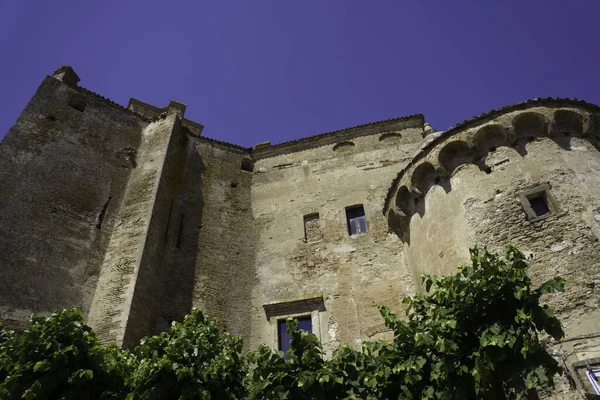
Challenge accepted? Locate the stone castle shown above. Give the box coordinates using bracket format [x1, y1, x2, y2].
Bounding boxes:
[1, 66, 600, 397]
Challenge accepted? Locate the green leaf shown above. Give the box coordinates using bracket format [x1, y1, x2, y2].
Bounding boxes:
[33, 360, 50, 373]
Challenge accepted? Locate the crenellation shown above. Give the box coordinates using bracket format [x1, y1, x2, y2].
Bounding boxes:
[0, 67, 599, 397]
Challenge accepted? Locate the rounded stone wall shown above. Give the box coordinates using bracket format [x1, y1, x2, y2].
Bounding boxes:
[385, 99, 600, 398]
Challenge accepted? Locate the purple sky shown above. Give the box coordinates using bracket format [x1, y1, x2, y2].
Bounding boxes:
[1, 1, 599, 147]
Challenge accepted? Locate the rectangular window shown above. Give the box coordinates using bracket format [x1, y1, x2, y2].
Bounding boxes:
[519, 184, 557, 221]
[346, 205, 368, 236]
[528, 195, 550, 217]
[278, 316, 312, 354]
[303, 213, 321, 242]
[587, 367, 600, 394]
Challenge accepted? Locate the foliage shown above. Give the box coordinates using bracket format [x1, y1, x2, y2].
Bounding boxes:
[0, 245, 567, 399]
[248, 245, 566, 400]
[126, 308, 247, 399]
[0, 309, 127, 399]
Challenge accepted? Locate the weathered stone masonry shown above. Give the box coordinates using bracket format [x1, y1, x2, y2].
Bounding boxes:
[1, 66, 600, 398]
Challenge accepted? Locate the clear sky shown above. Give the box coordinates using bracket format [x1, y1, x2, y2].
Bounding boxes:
[1, 1, 598, 147]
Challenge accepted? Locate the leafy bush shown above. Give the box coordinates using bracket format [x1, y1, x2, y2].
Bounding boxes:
[0, 245, 567, 399]
[0, 309, 126, 399]
[248, 245, 566, 400]
[126, 309, 247, 399]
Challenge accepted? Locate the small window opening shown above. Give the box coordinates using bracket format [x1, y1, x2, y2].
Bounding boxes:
[278, 316, 312, 354]
[346, 205, 368, 236]
[528, 195, 550, 217]
[303, 213, 321, 243]
[519, 184, 556, 221]
[68, 95, 86, 112]
[241, 159, 254, 172]
[489, 146, 497, 152]
[483, 167, 492, 174]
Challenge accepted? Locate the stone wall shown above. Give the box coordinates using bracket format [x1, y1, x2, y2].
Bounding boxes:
[188, 139, 256, 340]
[385, 101, 600, 398]
[88, 114, 180, 347]
[248, 120, 423, 354]
[0, 75, 142, 328]
[2, 68, 600, 398]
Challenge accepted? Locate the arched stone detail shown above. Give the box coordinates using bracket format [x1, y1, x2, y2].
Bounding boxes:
[473, 124, 510, 153]
[554, 109, 584, 136]
[512, 112, 546, 142]
[387, 209, 410, 243]
[437, 141, 473, 174]
[241, 158, 254, 172]
[379, 132, 402, 142]
[584, 113, 600, 135]
[332, 141, 355, 152]
[394, 185, 413, 217]
[411, 162, 438, 196]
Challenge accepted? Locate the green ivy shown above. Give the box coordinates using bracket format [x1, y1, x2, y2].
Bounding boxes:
[0, 245, 567, 399]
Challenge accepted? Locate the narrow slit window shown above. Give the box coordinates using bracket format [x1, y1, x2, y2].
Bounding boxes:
[278, 316, 312, 354]
[303, 213, 321, 242]
[346, 205, 368, 236]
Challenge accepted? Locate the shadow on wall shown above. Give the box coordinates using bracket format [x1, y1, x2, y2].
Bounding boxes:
[155, 132, 206, 333]
[387, 108, 600, 245]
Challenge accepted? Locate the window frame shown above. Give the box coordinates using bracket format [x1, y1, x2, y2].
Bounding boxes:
[262, 294, 323, 351]
[518, 183, 559, 221]
[587, 368, 600, 394]
[346, 204, 368, 236]
[303, 212, 321, 243]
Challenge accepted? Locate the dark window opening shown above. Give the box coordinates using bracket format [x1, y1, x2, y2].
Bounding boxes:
[278, 316, 312, 354]
[241, 159, 254, 172]
[484, 167, 492, 174]
[489, 146, 497, 152]
[303, 213, 321, 242]
[68, 95, 86, 112]
[346, 205, 368, 236]
[529, 195, 550, 217]
[519, 184, 556, 221]
[563, 131, 570, 136]
[527, 136, 535, 142]
[434, 177, 441, 184]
